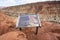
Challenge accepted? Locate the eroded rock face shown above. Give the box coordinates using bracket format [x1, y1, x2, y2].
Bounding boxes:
[0, 31, 27, 40]
[37, 33, 58, 40]
[0, 13, 60, 40]
[0, 13, 16, 35]
[0, 13, 27, 40]
[1, 2, 60, 23]
[37, 21, 60, 40]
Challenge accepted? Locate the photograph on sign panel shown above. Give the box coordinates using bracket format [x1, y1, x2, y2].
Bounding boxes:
[29, 15, 39, 27]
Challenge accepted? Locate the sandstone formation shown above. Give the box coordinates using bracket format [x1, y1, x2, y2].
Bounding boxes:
[0, 1, 60, 40]
[0, 31, 27, 40]
[0, 1, 60, 22]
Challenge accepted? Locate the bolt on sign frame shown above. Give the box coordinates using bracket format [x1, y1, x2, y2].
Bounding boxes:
[16, 13, 41, 35]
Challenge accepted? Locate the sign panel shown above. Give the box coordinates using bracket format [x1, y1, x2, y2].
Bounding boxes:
[16, 14, 41, 27]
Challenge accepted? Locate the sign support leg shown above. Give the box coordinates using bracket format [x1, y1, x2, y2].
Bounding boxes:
[19, 27, 22, 31]
[35, 27, 38, 35]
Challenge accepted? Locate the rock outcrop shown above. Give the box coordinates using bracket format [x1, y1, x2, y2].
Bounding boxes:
[0, 31, 27, 40]
[0, 1, 60, 40]
[0, 1, 60, 23]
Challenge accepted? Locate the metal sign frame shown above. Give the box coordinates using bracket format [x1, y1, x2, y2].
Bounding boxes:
[16, 13, 41, 35]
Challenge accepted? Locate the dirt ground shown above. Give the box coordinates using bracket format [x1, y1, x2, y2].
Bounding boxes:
[0, 13, 60, 40]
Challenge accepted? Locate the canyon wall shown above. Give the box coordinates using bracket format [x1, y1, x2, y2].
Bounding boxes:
[0, 1, 60, 23]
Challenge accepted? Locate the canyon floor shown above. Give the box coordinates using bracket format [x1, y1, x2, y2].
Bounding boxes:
[0, 13, 60, 40]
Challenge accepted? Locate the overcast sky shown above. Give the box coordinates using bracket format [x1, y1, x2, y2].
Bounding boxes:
[0, 0, 59, 7]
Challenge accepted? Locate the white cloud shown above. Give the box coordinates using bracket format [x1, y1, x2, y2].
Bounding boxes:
[15, 0, 41, 4]
[0, 0, 59, 7]
[0, 0, 17, 6]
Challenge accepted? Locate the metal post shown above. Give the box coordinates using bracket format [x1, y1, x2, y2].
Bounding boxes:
[35, 27, 39, 35]
[19, 28, 22, 31]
